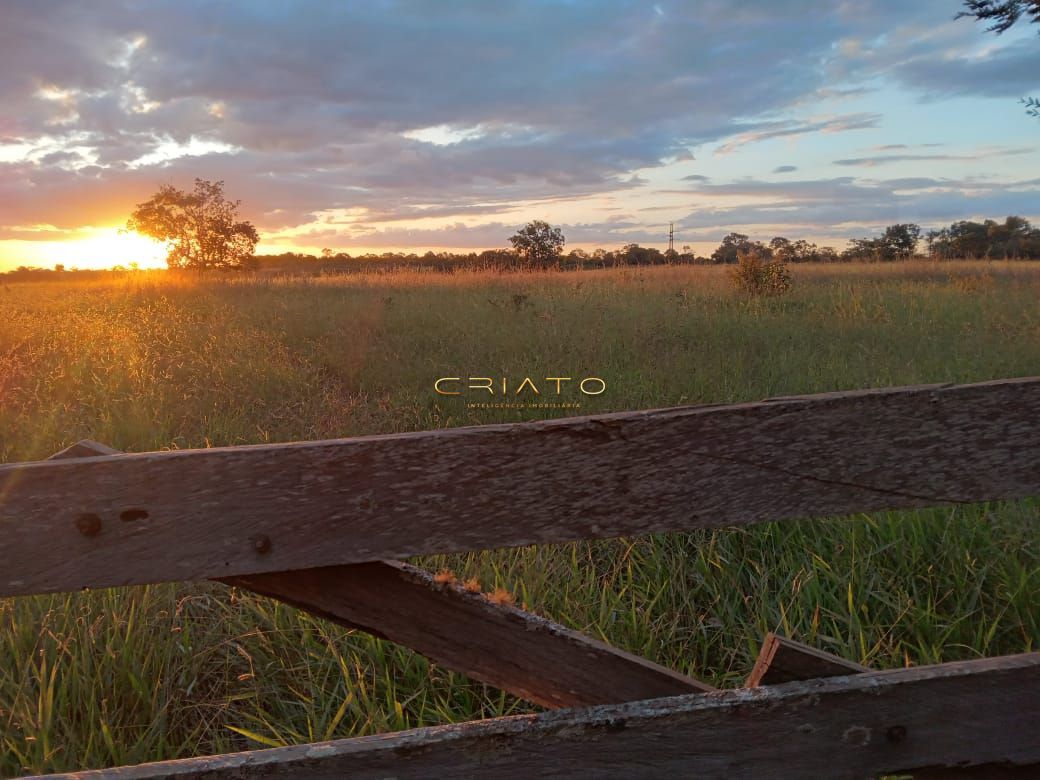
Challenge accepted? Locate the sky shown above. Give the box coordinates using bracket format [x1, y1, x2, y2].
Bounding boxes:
[1, 0, 1038, 270]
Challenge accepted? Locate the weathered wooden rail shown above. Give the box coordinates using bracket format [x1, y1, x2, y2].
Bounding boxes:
[2, 377, 1039, 778]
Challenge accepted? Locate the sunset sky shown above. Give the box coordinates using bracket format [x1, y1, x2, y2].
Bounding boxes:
[1, 0, 1038, 270]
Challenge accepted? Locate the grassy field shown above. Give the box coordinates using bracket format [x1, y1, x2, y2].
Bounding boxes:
[1, 261, 1039, 775]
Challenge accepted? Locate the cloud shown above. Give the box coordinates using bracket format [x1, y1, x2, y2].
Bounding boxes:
[267, 217, 671, 251]
[0, 0, 1038, 258]
[869, 143, 943, 151]
[713, 113, 881, 155]
[893, 37, 1040, 99]
[834, 153, 965, 166]
[676, 174, 1040, 239]
[834, 146, 1034, 167]
[0, 5, 932, 206]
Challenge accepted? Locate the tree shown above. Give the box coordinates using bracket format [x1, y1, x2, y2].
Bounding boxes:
[924, 216, 1040, 259]
[769, 236, 795, 262]
[127, 179, 259, 271]
[842, 237, 885, 261]
[619, 243, 665, 266]
[712, 232, 768, 264]
[882, 223, 921, 258]
[817, 246, 840, 262]
[947, 220, 993, 257]
[508, 220, 565, 267]
[958, 1, 1040, 33]
[771, 237, 823, 262]
[478, 248, 519, 268]
[843, 223, 921, 261]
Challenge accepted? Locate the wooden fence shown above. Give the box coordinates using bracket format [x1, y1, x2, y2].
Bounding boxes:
[1, 377, 1039, 777]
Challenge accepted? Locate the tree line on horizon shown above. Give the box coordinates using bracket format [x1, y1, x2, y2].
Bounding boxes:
[5, 212, 1040, 280]
[4, 177, 1040, 279]
[284, 215, 1040, 270]
[5, 212, 1040, 282]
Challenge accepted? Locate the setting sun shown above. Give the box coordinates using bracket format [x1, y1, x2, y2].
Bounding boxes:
[14, 227, 168, 271]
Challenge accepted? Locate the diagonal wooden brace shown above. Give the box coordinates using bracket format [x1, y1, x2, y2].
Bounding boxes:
[746, 632, 868, 687]
[225, 561, 712, 708]
[50, 440, 712, 709]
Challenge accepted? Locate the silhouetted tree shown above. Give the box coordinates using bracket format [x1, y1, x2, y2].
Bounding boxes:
[712, 232, 769, 263]
[478, 248, 519, 268]
[882, 223, 922, 258]
[127, 179, 259, 271]
[843, 223, 921, 261]
[986, 215, 1032, 257]
[817, 246, 840, 262]
[926, 216, 1040, 259]
[958, 1, 1040, 33]
[842, 237, 885, 261]
[509, 220, 565, 267]
[619, 243, 666, 265]
[769, 237, 795, 262]
[771, 237, 825, 262]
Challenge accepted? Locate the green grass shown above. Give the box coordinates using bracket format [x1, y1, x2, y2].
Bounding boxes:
[1, 261, 1039, 775]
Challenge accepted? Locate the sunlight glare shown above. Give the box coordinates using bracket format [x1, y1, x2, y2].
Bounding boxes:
[45, 227, 168, 270]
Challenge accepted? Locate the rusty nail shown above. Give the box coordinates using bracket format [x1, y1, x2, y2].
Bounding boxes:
[75, 513, 102, 537]
[251, 534, 272, 554]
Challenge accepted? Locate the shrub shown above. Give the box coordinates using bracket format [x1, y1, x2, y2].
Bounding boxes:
[729, 249, 791, 297]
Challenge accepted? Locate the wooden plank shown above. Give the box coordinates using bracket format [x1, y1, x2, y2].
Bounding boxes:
[28, 652, 1040, 779]
[225, 562, 713, 708]
[914, 765, 1040, 778]
[746, 632, 868, 687]
[2, 377, 1039, 597]
[741, 637, 1040, 776]
[51, 443, 712, 709]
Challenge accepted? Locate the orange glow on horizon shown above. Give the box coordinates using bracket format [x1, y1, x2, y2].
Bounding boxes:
[1, 227, 168, 271]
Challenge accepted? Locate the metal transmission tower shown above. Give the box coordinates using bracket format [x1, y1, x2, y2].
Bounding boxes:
[668, 223, 675, 253]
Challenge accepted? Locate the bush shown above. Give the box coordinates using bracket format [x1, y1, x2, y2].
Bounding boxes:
[729, 249, 791, 297]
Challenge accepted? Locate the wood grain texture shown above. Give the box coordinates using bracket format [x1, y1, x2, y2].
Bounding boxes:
[48, 446, 711, 710]
[53, 447, 712, 709]
[225, 561, 713, 708]
[29, 652, 1040, 779]
[740, 636, 1040, 777]
[742, 636, 1040, 777]
[746, 632, 868, 687]
[3, 377, 1039, 597]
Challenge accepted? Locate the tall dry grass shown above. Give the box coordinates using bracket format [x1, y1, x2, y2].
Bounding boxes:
[1, 261, 1039, 774]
